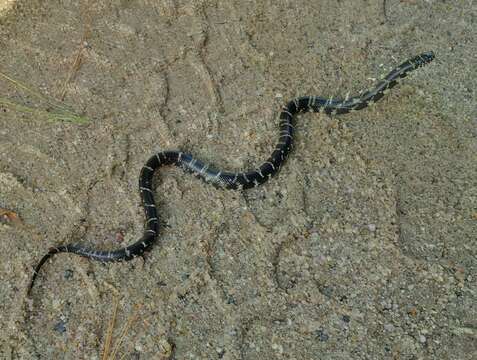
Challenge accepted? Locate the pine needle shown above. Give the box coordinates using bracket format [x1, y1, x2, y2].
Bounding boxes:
[102, 296, 120, 360]
[60, 0, 94, 100]
[0, 72, 90, 124]
[108, 304, 142, 359]
[0, 71, 70, 113]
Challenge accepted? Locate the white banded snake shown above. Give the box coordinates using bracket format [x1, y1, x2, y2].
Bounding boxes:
[28, 51, 435, 294]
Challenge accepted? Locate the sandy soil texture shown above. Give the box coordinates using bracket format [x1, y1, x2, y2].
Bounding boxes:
[0, 0, 475, 359]
[0, 0, 14, 14]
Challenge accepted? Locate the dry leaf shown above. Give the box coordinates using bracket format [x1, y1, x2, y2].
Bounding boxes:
[0, 208, 23, 226]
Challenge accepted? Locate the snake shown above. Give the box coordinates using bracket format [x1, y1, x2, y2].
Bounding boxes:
[28, 51, 435, 294]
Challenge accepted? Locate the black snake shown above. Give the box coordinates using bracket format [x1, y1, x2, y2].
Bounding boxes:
[28, 51, 435, 294]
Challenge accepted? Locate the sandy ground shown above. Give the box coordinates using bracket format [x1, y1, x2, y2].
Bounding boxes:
[0, 0, 14, 14]
[0, 0, 475, 359]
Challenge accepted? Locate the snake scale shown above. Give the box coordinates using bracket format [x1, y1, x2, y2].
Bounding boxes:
[28, 51, 435, 294]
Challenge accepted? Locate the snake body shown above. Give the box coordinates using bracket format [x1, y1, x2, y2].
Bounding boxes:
[28, 51, 435, 293]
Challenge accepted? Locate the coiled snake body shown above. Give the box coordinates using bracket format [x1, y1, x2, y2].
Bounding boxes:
[28, 51, 435, 294]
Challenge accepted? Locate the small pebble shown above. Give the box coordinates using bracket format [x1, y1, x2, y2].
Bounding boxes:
[64, 269, 74, 280]
[115, 230, 125, 243]
[419, 335, 426, 343]
[226, 296, 237, 305]
[381, 300, 393, 310]
[53, 320, 67, 334]
[316, 329, 329, 341]
[181, 273, 190, 280]
[271, 343, 283, 353]
[320, 286, 333, 298]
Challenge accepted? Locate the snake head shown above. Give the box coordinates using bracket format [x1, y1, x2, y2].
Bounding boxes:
[412, 51, 435, 68]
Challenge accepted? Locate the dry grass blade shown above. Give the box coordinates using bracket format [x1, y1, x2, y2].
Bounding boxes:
[0, 71, 69, 113]
[0, 72, 90, 124]
[109, 304, 142, 359]
[60, 0, 94, 100]
[102, 296, 120, 360]
[0, 1, 95, 124]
